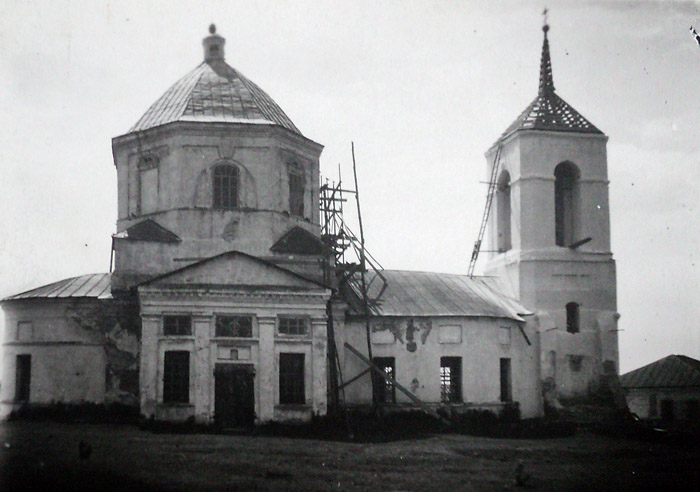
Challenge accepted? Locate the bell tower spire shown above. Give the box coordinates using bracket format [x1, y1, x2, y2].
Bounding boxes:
[539, 9, 555, 96]
[484, 13, 618, 402]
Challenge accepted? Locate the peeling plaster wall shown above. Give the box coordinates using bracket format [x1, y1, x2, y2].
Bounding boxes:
[0, 297, 140, 418]
[340, 315, 543, 418]
[138, 288, 329, 424]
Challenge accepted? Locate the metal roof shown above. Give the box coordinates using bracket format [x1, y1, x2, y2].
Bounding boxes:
[349, 270, 530, 321]
[495, 24, 602, 146]
[129, 60, 301, 136]
[3, 273, 112, 301]
[113, 219, 181, 243]
[620, 355, 700, 389]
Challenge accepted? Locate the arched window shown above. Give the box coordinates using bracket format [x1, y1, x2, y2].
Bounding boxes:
[496, 171, 512, 252]
[288, 163, 305, 217]
[554, 162, 580, 247]
[566, 302, 580, 333]
[213, 164, 239, 210]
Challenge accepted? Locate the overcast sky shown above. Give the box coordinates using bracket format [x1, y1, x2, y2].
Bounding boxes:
[1, 0, 699, 374]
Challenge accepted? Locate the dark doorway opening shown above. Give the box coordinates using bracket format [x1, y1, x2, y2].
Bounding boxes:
[661, 399, 674, 422]
[214, 364, 255, 428]
[500, 358, 512, 402]
[15, 354, 31, 402]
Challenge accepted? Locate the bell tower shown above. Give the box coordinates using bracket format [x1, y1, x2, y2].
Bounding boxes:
[484, 19, 619, 400]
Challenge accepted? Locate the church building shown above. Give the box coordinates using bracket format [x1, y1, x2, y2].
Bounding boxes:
[1, 21, 619, 425]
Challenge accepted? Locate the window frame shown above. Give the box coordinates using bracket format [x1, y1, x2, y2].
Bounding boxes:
[15, 354, 31, 402]
[215, 315, 254, 338]
[277, 316, 308, 336]
[288, 163, 305, 218]
[440, 356, 462, 403]
[163, 350, 190, 404]
[566, 302, 580, 334]
[372, 356, 396, 404]
[163, 315, 192, 337]
[279, 352, 305, 405]
[212, 163, 240, 210]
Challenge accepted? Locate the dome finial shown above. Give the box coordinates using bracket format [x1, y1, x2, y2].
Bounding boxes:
[203, 24, 225, 62]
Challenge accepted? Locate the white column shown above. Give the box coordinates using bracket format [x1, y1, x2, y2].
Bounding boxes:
[311, 316, 328, 416]
[192, 315, 211, 423]
[139, 314, 161, 418]
[257, 315, 276, 422]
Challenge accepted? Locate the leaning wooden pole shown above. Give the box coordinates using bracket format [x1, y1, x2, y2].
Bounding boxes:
[351, 142, 377, 407]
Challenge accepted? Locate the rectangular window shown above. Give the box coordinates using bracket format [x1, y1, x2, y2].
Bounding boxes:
[649, 394, 658, 417]
[372, 357, 396, 404]
[163, 315, 192, 336]
[498, 327, 511, 346]
[140, 167, 159, 214]
[661, 399, 674, 421]
[215, 316, 253, 338]
[289, 171, 305, 217]
[279, 353, 305, 404]
[278, 317, 307, 336]
[440, 357, 462, 403]
[438, 325, 461, 344]
[500, 358, 512, 402]
[15, 355, 31, 401]
[163, 351, 190, 403]
[17, 321, 33, 342]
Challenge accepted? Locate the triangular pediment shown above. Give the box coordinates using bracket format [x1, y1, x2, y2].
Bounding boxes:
[140, 251, 327, 291]
[271, 226, 328, 255]
[115, 219, 180, 243]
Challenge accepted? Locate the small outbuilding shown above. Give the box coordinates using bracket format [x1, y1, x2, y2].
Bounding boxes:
[620, 354, 700, 426]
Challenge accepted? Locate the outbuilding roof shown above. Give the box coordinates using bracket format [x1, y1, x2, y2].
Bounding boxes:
[347, 270, 531, 321]
[128, 27, 301, 137]
[620, 355, 700, 389]
[3, 273, 112, 301]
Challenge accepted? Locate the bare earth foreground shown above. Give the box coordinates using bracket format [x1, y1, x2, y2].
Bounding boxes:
[0, 421, 698, 491]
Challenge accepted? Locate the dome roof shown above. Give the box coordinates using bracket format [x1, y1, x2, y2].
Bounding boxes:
[129, 26, 301, 136]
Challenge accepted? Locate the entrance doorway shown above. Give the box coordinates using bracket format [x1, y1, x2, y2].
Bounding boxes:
[214, 364, 255, 427]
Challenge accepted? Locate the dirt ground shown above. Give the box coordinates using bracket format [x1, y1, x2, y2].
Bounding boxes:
[0, 421, 698, 491]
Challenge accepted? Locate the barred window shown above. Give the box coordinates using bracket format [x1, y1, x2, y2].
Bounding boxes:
[440, 357, 462, 403]
[216, 316, 253, 338]
[163, 351, 189, 403]
[213, 164, 239, 210]
[163, 315, 192, 336]
[279, 353, 305, 404]
[278, 317, 307, 336]
[289, 166, 304, 217]
[372, 357, 396, 404]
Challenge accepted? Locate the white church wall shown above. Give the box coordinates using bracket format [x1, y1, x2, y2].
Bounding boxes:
[138, 288, 328, 424]
[111, 123, 323, 285]
[341, 315, 543, 419]
[0, 300, 108, 418]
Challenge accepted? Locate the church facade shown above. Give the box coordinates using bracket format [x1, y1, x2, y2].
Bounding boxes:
[0, 22, 618, 424]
